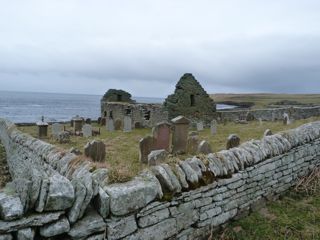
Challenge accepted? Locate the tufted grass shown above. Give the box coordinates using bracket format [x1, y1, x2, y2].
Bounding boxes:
[214, 169, 320, 240]
[17, 116, 320, 183]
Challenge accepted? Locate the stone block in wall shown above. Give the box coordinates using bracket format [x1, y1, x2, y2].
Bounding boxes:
[68, 180, 86, 224]
[0, 211, 63, 234]
[0, 234, 12, 240]
[39, 217, 70, 238]
[0, 187, 23, 221]
[92, 187, 110, 219]
[68, 208, 106, 240]
[16, 228, 35, 240]
[106, 215, 137, 240]
[138, 208, 170, 228]
[104, 170, 163, 216]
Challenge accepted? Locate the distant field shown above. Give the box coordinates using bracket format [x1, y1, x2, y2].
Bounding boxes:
[211, 93, 320, 109]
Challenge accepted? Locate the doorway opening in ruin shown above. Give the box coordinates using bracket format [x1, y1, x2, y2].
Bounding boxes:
[125, 108, 132, 115]
[117, 94, 122, 102]
[190, 94, 195, 106]
[104, 111, 107, 117]
[109, 111, 113, 119]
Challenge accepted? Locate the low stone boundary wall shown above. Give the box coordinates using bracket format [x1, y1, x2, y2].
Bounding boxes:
[0, 118, 320, 239]
[218, 106, 320, 121]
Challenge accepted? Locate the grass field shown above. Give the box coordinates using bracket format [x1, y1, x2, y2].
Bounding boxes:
[211, 93, 320, 109]
[18, 116, 320, 183]
[215, 169, 320, 240]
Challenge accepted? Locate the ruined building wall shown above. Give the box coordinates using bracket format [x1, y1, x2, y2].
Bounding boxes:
[101, 101, 168, 128]
[1, 118, 320, 239]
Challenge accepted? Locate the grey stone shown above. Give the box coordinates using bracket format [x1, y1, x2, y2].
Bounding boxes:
[44, 174, 74, 211]
[123, 116, 132, 132]
[82, 124, 92, 137]
[40, 217, 70, 238]
[0, 188, 23, 221]
[68, 180, 86, 224]
[197, 140, 212, 154]
[0, 234, 12, 240]
[68, 208, 106, 239]
[35, 178, 49, 213]
[0, 212, 64, 233]
[52, 123, 62, 138]
[16, 228, 35, 240]
[211, 120, 217, 135]
[93, 187, 110, 219]
[226, 134, 240, 150]
[86, 233, 106, 240]
[187, 135, 200, 155]
[12, 179, 32, 212]
[148, 149, 168, 166]
[171, 116, 190, 154]
[107, 215, 137, 240]
[107, 118, 115, 132]
[138, 208, 170, 228]
[196, 121, 204, 131]
[58, 131, 70, 144]
[84, 140, 106, 162]
[179, 161, 199, 184]
[114, 119, 122, 130]
[175, 164, 189, 189]
[151, 165, 175, 193]
[139, 136, 155, 164]
[105, 172, 162, 216]
[162, 164, 182, 193]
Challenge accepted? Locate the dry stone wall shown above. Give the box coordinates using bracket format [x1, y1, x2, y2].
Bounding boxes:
[1, 118, 320, 239]
[219, 106, 320, 122]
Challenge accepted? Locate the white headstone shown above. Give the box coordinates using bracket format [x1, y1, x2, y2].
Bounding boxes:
[259, 118, 263, 125]
[196, 121, 204, 131]
[283, 113, 290, 125]
[107, 119, 115, 132]
[123, 116, 132, 132]
[52, 123, 62, 138]
[271, 112, 275, 122]
[82, 124, 92, 137]
[210, 120, 217, 135]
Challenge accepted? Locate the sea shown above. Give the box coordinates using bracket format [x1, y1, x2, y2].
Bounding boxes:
[0, 91, 235, 123]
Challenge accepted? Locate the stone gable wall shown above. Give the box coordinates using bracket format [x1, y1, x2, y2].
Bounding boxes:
[0, 118, 320, 239]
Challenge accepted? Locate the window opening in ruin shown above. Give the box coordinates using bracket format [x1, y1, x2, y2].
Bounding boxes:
[104, 111, 107, 117]
[125, 108, 132, 115]
[117, 94, 122, 101]
[144, 111, 151, 120]
[190, 94, 195, 106]
[109, 111, 113, 119]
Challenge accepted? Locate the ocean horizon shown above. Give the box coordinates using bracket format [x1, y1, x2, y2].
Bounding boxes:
[0, 90, 234, 123]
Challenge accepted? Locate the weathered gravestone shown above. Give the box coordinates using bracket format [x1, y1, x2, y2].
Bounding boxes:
[152, 122, 171, 151]
[82, 124, 92, 137]
[123, 116, 132, 132]
[187, 135, 200, 155]
[171, 116, 190, 154]
[148, 149, 168, 166]
[106, 118, 115, 132]
[210, 120, 217, 135]
[84, 140, 106, 162]
[246, 112, 255, 121]
[37, 121, 48, 138]
[264, 129, 273, 137]
[73, 117, 84, 132]
[52, 123, 62, 138]
[226, 134, 240, 150]
[58, 131, 70, 144]
[115, 119, 122, 130]
[259, 118, 263, 125]
[196, 121, 204, 131]
[197, 140, 212, 154]
[139, 136, 155, 164]
[283, 113, 290, 125]
[100, 117, 106, 126]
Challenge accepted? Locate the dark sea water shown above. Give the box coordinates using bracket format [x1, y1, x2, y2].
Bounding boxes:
[0, 91, 234, 123]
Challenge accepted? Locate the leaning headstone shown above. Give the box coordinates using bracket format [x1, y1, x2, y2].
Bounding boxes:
[148, 149, 168, 166]
[52, 123, 62, 138]
[82, 124, 92, 137]
[84, 140, 106, 162]
[226, 134, 240, 150]
[283, 113, 290, 125]
[264, 129, 273, 137]
[115, 119, 122, 130]
[197, 140, 212, 154]
[171, 116, 190, 154]
[152, 122, 171, 151]
[196, 121, 204, 131]
[107, 118, 115, 132]
[210, 120, 217, 135]
[187, 135, 200, 155]
[123, 116, 132, 132]
[139, 136, 155, 164]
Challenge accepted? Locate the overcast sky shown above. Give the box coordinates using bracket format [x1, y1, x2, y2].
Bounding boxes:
[0, 0, 320, 97]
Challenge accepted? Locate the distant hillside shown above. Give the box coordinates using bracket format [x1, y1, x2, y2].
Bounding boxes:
[210, 93, 320, 109]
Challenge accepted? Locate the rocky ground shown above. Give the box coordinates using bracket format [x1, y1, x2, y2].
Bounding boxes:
[0, 142, 11, 188]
